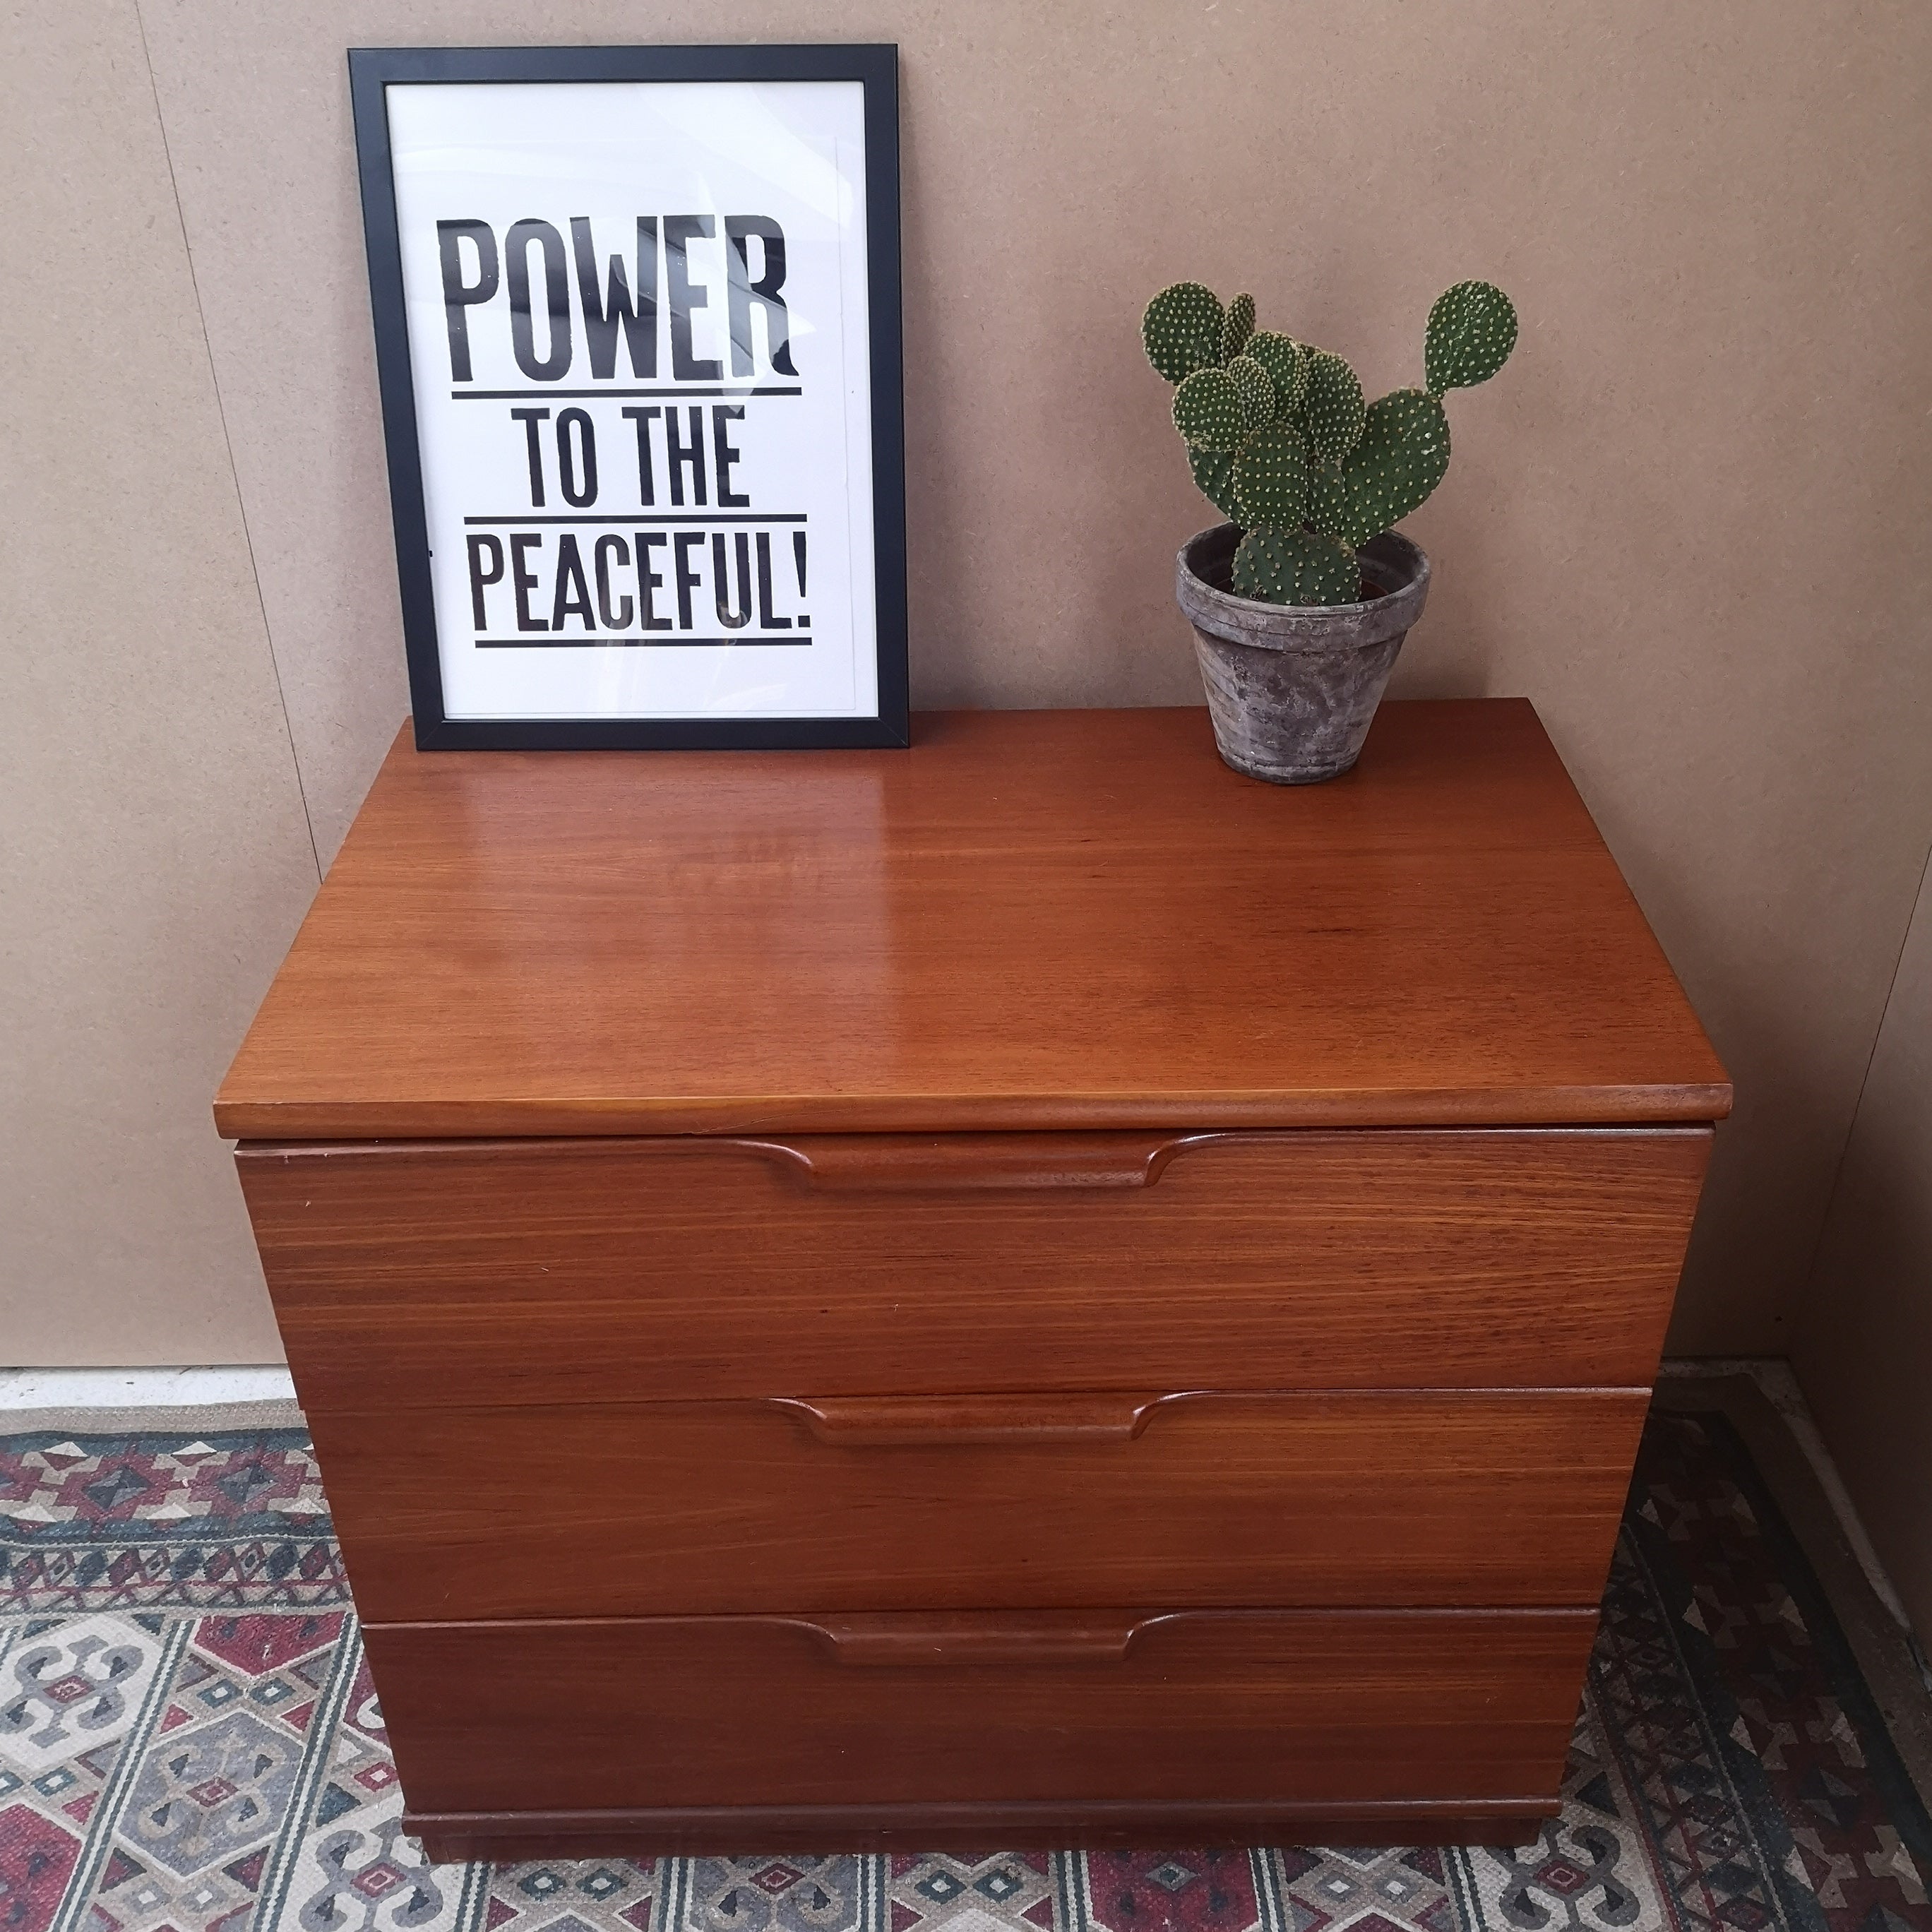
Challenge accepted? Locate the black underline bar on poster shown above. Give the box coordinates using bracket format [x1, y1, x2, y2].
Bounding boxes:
[451, 387, 804, 400]
[483, 649, 823, 657]
[463, 514, 809, 525]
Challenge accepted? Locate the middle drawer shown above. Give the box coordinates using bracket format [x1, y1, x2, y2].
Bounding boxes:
[315, 1388, 1647, 1621]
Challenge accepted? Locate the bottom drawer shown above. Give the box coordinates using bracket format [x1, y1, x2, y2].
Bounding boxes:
[368, 1607, 1596, 1840]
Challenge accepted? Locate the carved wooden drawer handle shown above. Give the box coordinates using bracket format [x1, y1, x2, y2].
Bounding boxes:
[803, 1614, 1142, 1666]
[775, 1392, 1176, 1445]
[743, 1133, 1219, 1192]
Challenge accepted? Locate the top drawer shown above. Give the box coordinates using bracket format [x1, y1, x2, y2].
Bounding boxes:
[239, 1127, 1707, 1412]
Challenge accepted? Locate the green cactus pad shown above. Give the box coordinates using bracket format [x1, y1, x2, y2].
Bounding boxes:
[1231, 527, 1362, 607]
[1230, 424, 1309, 530]
[1306, 458, 1350, 541]
[1301, 350, 1366, 464]
[1424, 280, 1517, 394]
[1227, 354, 1276, 431]
[1143, 282, 1226, 383]
[1244, 332, 1308, 415]
[1189, 446, 1243, 523]
[1334, 388, 1450, 544]
[1221, 292, 1256, 362]
[1171, 366, 1246, 451]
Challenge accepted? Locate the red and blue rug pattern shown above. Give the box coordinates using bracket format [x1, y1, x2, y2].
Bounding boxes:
[2, 1412, 1928, 1932]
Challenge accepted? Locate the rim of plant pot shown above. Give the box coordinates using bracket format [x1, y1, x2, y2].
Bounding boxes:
[1175, 525, 1430, 648]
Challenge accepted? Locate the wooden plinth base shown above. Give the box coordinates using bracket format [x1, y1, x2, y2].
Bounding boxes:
[410, 1798, 1558, 1863]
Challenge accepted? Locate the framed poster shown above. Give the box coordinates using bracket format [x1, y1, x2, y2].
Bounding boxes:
[348, 44, 907, 749]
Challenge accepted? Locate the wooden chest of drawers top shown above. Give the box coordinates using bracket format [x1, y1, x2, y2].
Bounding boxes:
[215, 700, 1729, 1141]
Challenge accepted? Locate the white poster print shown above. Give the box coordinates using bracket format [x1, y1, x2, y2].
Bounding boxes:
[386, 80, 876, 720]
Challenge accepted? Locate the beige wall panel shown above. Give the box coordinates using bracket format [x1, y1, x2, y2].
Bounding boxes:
[138, 0, 1932, 1349]
[1797, 864, 1932, 1640]
[0, 3, 318, 1363]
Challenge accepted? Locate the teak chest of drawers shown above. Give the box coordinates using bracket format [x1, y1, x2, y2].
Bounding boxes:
[217, 700, 1730, 1860]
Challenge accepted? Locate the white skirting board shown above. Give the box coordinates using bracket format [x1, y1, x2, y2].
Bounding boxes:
[0, 1364, 301, 1432]
[0, 1365, 296, 1409]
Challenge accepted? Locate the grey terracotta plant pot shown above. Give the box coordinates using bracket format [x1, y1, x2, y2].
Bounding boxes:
[1175, 524, 1431, 784]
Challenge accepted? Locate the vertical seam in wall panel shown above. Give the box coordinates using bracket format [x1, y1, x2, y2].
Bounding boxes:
[131, 0, 323, 884]
[1796, 830, 1932, 1316]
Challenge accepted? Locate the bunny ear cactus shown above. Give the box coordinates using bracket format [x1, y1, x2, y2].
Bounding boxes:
[1143, 277, 1515, 606]
[1299, 350, 1366, 465]
[1322, 390, 1452, 547]
[1424, 281, 1517, 394]
[1220, 292, 1257, 363]
[1171, 367, 1246, 451]
[1231, 426, 1309, 530]
[1143, 282, 1225, 382]
[1243, 333, 1306, 415]
[1188, 447, 1242, 523]
[1227, 354, 1277, 431]
[1230, 527, 1360, 605]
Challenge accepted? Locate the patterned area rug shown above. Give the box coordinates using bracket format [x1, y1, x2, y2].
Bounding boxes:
[3, 1409, 1929, 1932]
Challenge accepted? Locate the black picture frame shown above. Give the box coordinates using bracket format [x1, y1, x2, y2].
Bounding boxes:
[347, 43, 909, 751]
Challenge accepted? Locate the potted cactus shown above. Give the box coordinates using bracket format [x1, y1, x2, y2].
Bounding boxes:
[1146, 278, 1516, 782]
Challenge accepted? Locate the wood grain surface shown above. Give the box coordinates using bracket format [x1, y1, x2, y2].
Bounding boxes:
[214, 703, 1730, 1140]
[364, 1608, 1597, 1818]
[236, 1126, 1710, 1409]
[309, 1388, 1648, 1621]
